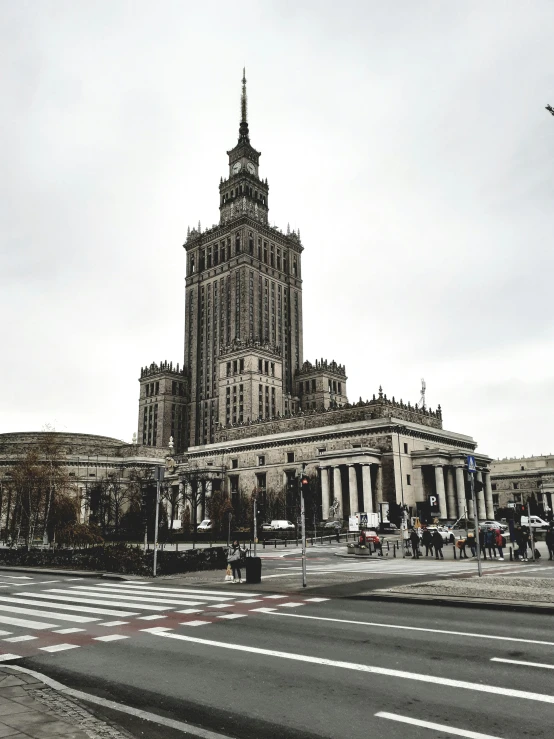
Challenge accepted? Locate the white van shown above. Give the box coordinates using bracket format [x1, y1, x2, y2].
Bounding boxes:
[521, 515, 549, 530]
[270, 520, 295, 530]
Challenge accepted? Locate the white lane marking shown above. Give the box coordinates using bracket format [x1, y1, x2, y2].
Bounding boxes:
[0, 603, 97, 623]
[264, 595, 287, 599]
[491, 657, 554, 670]
[255, 611, 554, 647]
[279, 602, 304, 608]
[0, 631, 11, 636]
[100, 584, 257, 599]
[3, 576, 33, 580]
[93, 635, 129, 642]
[10, 665, 235, 739]
[66, 578, 84, 580]
[179, 620, 211, 627]
[62, 588, 205, 608]
[40, 643, 80, 652]
[217, 614, 246, 620]
[0, 615, 57, 630]
[237, 599, 262, 604]
[99, 621, 129, 627]
[176, 609, 203, 614]
[375, 711, 503, 738]
[205, 603, 235, 609]
[3, 635, 37, 643]
[34, 592, 169, 611]
[146, 631, 554, 705]
[304, 598, 330, 602]
[137, 615, 167, 621]
[0, 653, 21, 661]
[18, 592, 138, 617]
[0, 598, 96, 624]
[34, 580, 61, 584]
[53, 628, 85, 634]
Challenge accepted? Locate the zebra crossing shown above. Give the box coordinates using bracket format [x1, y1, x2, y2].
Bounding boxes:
[0, 575, 329, 662]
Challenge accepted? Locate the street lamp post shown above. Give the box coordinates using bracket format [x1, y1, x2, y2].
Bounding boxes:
[152, 465, 165, 578]
[396, 425, 407, 559]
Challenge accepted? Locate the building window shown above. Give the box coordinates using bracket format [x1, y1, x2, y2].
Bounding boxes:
[403, 443, 408, 454]
[317, 448, 326, 456]
[406, 474, 411, 485]
[491, 483, 497, 491]
[231, 458, 238, 469]
[230, 476, 239, 494]
[287, 452, 295, 463]
[513, 482, 519, 490]
[258, 455, 265, 466]
[492, 494, 499, 506]
[256, 472, 267, 491]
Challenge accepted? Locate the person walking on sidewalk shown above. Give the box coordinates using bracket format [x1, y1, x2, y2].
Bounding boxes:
[409, 529, 420, 558]
[432, 529, 444, 559]
[478, 527, 487, 559]
[456, 537, 469, 559]
[421, 528, 434, 557]
[467, 531, 477, 557]
[546, 524, 554, 561]
[227, 540, 245, 582]
[494, 528, 505, 560]
[485, 528, 496, 559]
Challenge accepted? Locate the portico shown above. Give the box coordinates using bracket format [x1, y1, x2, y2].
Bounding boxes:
[318, 448, 382, 521]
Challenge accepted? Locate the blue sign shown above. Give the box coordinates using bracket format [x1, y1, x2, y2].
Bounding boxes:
[467, 455, 476, 472]
[359, 513, 368, 527]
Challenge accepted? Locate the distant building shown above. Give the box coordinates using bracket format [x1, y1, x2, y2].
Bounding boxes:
[490, 455, 554, 516]
[138, 71, 493, 525]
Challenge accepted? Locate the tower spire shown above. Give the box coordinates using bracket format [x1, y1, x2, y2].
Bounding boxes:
[239, 68, 250, 143]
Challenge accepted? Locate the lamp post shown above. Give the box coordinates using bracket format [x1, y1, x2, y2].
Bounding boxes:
[396, 425, 407, 559]
[152, 465, 165, 578]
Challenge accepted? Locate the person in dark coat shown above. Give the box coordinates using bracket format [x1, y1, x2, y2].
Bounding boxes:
[421, 528, 434, 557]
[478, 527, 486, 559]
[484, 529, 496, 559]
[432, 530, 444, 559]
[546, 525, 554, 561]
[519, 527, 530, 562]
[409, 529, 420, 558]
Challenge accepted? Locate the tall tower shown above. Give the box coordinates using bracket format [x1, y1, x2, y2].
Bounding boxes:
[138, 362, 187, 452]
[183, 71, 304, 447]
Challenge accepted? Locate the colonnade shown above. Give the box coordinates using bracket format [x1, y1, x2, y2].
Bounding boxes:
[320, 463, 380, 520]
[431, 464, 494, 520]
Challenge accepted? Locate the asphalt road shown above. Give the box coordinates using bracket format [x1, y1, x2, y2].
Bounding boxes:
[0, 566, 552, 739]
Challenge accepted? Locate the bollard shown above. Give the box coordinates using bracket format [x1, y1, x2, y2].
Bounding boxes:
[274, 538, 277, 549]
[285, 538, 287, 547]
[453, 543, 456, 560]
[393, 542, 397, 558]
[387, 541, 390, 552]
[509, 546, 513, 561]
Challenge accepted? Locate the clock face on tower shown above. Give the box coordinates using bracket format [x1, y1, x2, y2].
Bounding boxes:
[246, 162, 255, 174]
[232, 162, 242, 174]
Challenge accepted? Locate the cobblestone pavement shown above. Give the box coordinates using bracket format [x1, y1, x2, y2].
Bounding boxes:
[0, 667, 131, 739]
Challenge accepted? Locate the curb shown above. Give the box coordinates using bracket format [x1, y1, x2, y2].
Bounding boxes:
[357, 591, 554, 614]
[0, 565, 132, 580]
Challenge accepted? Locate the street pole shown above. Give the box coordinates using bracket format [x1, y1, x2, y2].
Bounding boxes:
[470, 471, 482, 577]
[397, 428, 406, 559]
[528, 500, 535, 561]
[152, 466, 164, 578]
[300, 479, 307, 588]
[253, 495, 257, 557]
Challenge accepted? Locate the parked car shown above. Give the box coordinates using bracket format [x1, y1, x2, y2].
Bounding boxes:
[261, 522, 274, 531]
[480, 520, 508, 532]
[323, 520, 342, 530]
[270, 520, 295, 530]
[361, 529, 381, 544]
[196, 519, 212, 531]
[423, 525, 453, 543]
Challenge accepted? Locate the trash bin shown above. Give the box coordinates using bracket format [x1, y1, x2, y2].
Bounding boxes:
[245, 554, 262, 584]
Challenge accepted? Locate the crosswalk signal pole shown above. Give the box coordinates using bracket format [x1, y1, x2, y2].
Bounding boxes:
[300, 470, 307, 588]
[153, 466, 164, 578]
[470, 471, 482, 577]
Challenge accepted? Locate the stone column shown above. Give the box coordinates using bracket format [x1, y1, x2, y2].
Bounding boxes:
[333, 466, 343, 520]
[484, 471, 494, 519]
[445, 467, 456, 520]
[348, 465, 358, 517]
[361, 465, 373, 514]
[197, 481, 204, 524]
[454, 466, 466, 519]
[434, 465, 447, 519]
[476, 470, 486, 520]
[374, 465, 383, 506]
[320, 467, 330, 520]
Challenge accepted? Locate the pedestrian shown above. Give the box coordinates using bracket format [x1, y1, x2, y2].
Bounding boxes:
[467, 531, 477, 557]
[519, 527, 530, 562]
[478, 527, 486, 559]
[494, 529, 505, 560]
[421, 528, 434, 557]
[546, 525, 554, 561]
[409, 529, 420, 559]
[456, 537, 468, 559]
[432, 530, 444, 559]
[227, 539, 245, 583]
[484, 528, 496, 559]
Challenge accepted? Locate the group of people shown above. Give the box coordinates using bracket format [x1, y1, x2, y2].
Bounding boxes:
[409, 528, 445, 559]
[455, 528, 506, 560]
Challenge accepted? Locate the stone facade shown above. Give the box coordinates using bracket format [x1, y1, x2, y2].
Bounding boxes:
[138, 362, 187, 453]
[490, 455, 554, 516]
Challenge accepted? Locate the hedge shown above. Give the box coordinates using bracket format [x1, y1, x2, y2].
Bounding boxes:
[0, 544, 227, 576]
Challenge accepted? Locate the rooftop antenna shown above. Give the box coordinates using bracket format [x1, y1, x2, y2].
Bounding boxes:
[419, 378, 426, 410]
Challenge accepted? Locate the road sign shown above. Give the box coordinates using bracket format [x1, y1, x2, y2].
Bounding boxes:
[467, 455, 476, 472]
[359, 513, 368, 528]
[428, 494, 440, 516]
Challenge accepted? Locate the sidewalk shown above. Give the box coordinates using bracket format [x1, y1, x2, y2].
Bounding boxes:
[0, 667, 130, 738]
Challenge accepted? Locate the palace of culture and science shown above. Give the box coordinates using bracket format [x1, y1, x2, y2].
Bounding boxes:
[136, 72, 495, 525]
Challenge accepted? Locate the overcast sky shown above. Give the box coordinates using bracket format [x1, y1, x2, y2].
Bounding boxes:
[2, 1, 553, 460]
